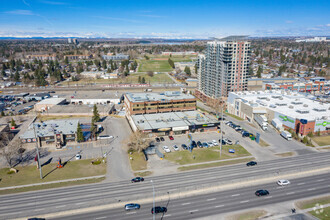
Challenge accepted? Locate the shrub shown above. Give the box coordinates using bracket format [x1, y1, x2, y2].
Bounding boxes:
[92, 160, 101, 165]
[7, 170, 15, 175]
[307, 132, 313, 137]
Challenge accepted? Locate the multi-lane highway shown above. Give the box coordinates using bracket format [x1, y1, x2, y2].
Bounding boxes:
[52, 173, 330, 220]
[1, 152, 329, 219]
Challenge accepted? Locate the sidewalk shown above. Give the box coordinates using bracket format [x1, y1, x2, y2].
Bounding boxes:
[0, 175, 105, 191]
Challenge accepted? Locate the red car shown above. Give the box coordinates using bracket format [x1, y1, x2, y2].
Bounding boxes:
[169, 136, 174, 140]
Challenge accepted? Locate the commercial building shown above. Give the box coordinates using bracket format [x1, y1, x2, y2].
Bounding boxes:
[34, 98, 66, 112]
[264, 80, 330, 93]
[64, 54, 93, 60]
[124, 91, 196, 116]
[20, 120, 79, 148]
[128, 111, 219, 135]
[296, 37, 327, 42]
[24, 93, 51, 101]
[196, 36, 251, 101]
[102, 54, 129, 60]
[227, 90, 330, 135]
[186, 78, 198, 87]
[26, 54, 57, 61]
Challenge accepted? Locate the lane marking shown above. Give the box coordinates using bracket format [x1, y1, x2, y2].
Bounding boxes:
[55, 205, 65, 208]
[182, 202, 191, 205]
[286, 192, 295, 195]
[240, 200, 249, 203]
[126, 212, 136, 215]
[95, 217, 107, 220]
[317, 179, 325, 182]
[34, 208, 44, 211]
[215, 205, 224, 208]
[297, 183, 305, 185]
[189, 210, 199, 212]
[164, 214, 172, 217]
[232, 194, 240, 197]
[308, 188, 316, 191]
[264, 196, 272, 199]
[76, 202, 86, 205]
[207, 198, 216, 201]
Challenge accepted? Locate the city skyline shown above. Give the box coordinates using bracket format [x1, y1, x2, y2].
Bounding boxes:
[0, 0, 329, 38]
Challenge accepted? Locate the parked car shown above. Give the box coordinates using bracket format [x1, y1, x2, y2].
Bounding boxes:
[125, 203, 140, 211]
[223, 138, 233, 145]
[75, 154, 81, 160]
[277, 179, 290, 186]
[151, 206, 167, 214]
[207, 141, 214, 147]
[160, 137, 165, 141]
[155, 137, 160, 142]
[235, 128, 243, 133]
[226, 121, 232, 125]
[131, 177, 144, 183]
[162, 146, 171, 153]
[219, 139, 227, 145]
[197, 141, 202, 147]
[181, 144, 188, 150]
[191, 141, 197, 148]
[169, 136, 174, 140]
[172, 145, 179, 151]
[212, 140, 218, 146]
[246, 161, 257, 166]
[255, 189, 269, 196]
[242, 131, 250, 137]
[202, 142, 209, 148]
[97, 135, 113, 140]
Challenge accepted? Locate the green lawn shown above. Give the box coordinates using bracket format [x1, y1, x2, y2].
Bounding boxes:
[178, 157, 254, 171]
[0, 158, 106, 188]
[229, 210, 267, 220]
[312, 135, 330, 146]
[128, 151, 147, 171]
[259, 139, 270, 147]
[137, 54, 197, 72]
[165, 145, 251, 165]
[225, 112, 244, 121]
[309, 206, 330, 219]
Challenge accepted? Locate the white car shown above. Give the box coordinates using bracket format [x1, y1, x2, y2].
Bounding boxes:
[207, 142, 214, 147]
[172, 145, 179, 151]
[162, 146, 171, 153]
[277, 179, 290, 186]
[212, 140, 218, 146]
[75, 154, 81, 160]
[224, 138, 233, 145]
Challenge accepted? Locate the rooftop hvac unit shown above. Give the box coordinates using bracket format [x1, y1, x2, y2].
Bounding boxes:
[289, 105, 294, 109]
[303, 104, 308, 107]
[257, 92, 260, 94]
[266, 98, 270, 101]
[322, 116, 328, 120]
[279, 97, 283, 100]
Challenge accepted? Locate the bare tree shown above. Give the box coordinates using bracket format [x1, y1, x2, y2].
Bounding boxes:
[126, 132, 150, 153]
[0, 139, 22, 168]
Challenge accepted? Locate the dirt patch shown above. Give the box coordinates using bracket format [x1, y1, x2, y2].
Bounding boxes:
[226, 209, 267, 220]
[275, 152, 295, 157]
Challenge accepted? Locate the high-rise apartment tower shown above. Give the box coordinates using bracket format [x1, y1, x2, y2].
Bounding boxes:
[196, 36, 251, 99]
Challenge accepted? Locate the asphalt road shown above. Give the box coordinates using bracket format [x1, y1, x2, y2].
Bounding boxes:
[51, 173, 330, 220]
[0, 151, 329, 219]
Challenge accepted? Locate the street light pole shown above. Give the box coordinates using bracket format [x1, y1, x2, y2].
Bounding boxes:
[151, 180, 155, 220]
[33, 124, 43, 179]
[220, 99, 223, 159]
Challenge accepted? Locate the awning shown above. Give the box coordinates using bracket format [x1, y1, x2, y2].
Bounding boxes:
[158, 128, 171, 132]
[172, 126, 189, 131]
[253, 109, 267, 114]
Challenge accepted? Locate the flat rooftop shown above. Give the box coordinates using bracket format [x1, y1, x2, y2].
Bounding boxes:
[36, 98, 66, 105]
[21, 119, 79, 139]
[126, 91, 195, 103]
[131, 110, 218, 130]
[229, 90, 330, 121]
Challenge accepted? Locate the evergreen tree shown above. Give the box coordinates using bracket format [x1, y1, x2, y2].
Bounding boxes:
[141, 77, 146, 84]
[64, 56, 69, 65]
[10, 118, 16, 127]
[168, 58, 175, 68]
[76, 123, 84, 142]
[0, 111, 4, 117]
[138, 76, 141, 83]
[257, 66, 263, 78]
[92, 104, 100, 123]
[184, 66, 191, 75]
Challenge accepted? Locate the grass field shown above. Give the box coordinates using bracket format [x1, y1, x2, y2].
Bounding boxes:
[128, 151, 147, 171]
[0, 158, 106, 188]
[312, 135, 330, 146]
[225, 113, 244, 121]
[296, 195, 330, 209]
[138, 54, 197, 72]
[178, 157, 254, 171]
[165, 145, 251, 165]
[66, 72, 174, 85]
[259, 139, 270, 147]
[227, 210, 267, 220]
[309, 206, 330, 219]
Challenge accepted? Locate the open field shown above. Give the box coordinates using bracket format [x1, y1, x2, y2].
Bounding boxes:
[312, 135, 330, 146]
[225, 112, 244, 121]
[64, 72, 174, 86]
[296, 195, 330, 209]
[178, 157, 254, 171]
[128, 151, 147, 171]
[226, 210, 267, 220]
[0, 158, 106, 188]
[138, 54, 197, 72]
[309, 206, 330, 219]
[165, 145, 251, 165]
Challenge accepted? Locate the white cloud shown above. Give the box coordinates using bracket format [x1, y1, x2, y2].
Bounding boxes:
[5, 10, 34, 15]
[22, 0, 30, 7]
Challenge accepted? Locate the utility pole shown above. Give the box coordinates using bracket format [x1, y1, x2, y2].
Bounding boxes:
[151, 180, 155, 220]
[219, 99, 223, 159]
[33, 124, 43, 179]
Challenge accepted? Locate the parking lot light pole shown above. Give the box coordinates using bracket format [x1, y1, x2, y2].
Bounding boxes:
[151, 180, 155, 220]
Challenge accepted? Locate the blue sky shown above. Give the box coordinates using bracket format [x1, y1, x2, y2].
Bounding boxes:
[0, 0, 329, 38]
